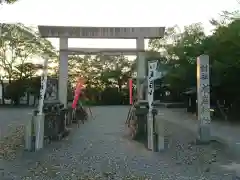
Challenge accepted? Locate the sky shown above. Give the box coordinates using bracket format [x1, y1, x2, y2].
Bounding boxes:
[0, 0, 239, 51]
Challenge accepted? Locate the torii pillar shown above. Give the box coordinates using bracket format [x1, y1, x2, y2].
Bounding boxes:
[59, 37, 68, 107]
[58, 36, 146, 106]
[136, 37, 146, 100]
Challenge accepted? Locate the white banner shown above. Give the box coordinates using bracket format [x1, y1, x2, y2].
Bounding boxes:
[148, 61, 158, 110]
[38, 58, 48, 115]
[147, 60, 158, 150]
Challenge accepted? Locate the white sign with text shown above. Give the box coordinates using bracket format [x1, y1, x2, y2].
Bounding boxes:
[147, 60, 158, 150]
[148, 61, 158, 110]
[197, 55, 210, 124]
[38, 59, 48, 115]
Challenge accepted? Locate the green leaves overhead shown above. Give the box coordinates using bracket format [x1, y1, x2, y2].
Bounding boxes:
[148, 10, 240, 102]
[68, 55, 134, 91]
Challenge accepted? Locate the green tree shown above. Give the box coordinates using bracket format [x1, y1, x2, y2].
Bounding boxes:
[149, 23, 206, 93]
[148, 12, 240, 118]
[67, 54, 135, 105]
[99, 55, 133, 91]
[0, 23, 57, 104]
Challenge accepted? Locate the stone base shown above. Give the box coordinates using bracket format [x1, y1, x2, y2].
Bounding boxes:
[24, 115, 34, 151]
[155, 116, 171, 152]
[197, 124, 211, 144]
[157, 135, 171, 152]
[34, 114, 45, 151]
[147, 114, 153, 150]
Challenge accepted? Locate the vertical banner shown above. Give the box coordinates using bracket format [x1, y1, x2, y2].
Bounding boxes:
[148, 61, 158, 110]
[35, 57, 48, 151]
[129, 79, 133, 105]
[147, 60, 158, 150]
[72, 77, 85, 109]
[38, 58, 48, 115]
[197, 55, 210, 124]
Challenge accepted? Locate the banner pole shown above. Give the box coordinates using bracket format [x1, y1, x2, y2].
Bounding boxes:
[129, 78, 133, 105]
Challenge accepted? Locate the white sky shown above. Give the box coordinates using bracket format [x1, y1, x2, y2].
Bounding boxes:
[0, 0, 239, 50]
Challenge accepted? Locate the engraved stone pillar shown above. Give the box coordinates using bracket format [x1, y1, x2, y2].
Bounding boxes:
[197, 54, 211, 143]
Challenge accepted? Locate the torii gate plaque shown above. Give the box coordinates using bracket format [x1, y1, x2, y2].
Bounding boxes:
[38, 26, 165, 107]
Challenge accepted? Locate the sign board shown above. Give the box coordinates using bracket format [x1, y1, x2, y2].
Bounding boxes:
[148, 60, 158, 110]
[38, 26, 165, 39]
[45, 78, 58, 101]
[197, 55, 210, 124]
[38, 59, 48, 115]
[147, 60, 158, 150]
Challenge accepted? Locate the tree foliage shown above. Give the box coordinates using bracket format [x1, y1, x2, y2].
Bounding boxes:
[2, 10, 240, 110]
[148, 11, 240, 117]
[67, 54, 135, 105]
[0, 23, 57, 104]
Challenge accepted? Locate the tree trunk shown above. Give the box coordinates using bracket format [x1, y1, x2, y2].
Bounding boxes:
[14, 97, 20, 105]
[33, 96, 37, 106]
[0, 79, 5, 105]
[117, 79, 122, 92]
[27, 92, 30, 105]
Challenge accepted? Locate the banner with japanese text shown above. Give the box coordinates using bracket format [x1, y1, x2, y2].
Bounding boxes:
[147, 61, 158, 110]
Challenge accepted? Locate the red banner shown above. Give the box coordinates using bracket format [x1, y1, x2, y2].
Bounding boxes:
[72, 78, 85, 109]
[129, 78, 133, 105]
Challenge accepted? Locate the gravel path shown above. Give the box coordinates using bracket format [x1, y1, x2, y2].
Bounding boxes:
[0, 106, 239, 180]
[0, 108, 32, 140]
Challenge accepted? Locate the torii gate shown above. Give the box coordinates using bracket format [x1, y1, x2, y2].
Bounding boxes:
[38, 26, 165, 107]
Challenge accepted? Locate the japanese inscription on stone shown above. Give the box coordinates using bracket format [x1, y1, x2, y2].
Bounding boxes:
[47, 27, 136, 38]
[43, 26, 164, 38]
[197, 55, 210, 124]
